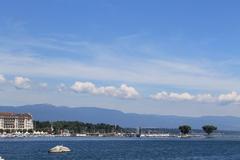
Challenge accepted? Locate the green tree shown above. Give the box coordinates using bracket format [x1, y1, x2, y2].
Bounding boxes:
[179, 125, 191, 135]
[202, 125, 217, 135]
[28, 129, 34, 133]
[33, 120, 124, 134]
[5, 129, 10, 133]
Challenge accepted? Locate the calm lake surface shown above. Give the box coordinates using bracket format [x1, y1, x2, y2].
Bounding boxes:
[1, 137, 240, 160]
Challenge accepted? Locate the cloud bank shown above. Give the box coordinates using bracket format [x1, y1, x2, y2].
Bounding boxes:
[71, 81, 139, 99]
[1, 73, 240, 105]
[151, 91, 240, 104]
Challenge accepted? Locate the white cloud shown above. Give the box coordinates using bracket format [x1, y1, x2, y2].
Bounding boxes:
[118, 84, 139, 99]
[0, 74, 6, 83]
[14, 76, 31, 89]
[71, 81, 97, 93]
[218, 92, 240, 104]
[150, 92, 194, 101]
[150, 91, 240, 104]
[195, 94, 215, 103]
[150, 92, 216, 103]
[71, 81, 139, 99]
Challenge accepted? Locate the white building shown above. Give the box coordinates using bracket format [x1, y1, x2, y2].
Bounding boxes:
[0, 112, 33, 131]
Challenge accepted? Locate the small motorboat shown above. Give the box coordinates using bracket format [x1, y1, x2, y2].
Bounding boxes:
[0, 156, 4, 160]
[48, 145, 71, 153]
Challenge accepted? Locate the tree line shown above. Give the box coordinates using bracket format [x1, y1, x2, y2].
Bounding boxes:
[0, 121, 218, 136]
[35, 121, 218, 135]
[34, 121, 124, 134]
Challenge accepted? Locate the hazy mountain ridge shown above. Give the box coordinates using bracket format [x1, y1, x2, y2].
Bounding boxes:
[0, 104, 240, 130]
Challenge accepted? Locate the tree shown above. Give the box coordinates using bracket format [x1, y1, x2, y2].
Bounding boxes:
[33, 120, 124, 134]
[28, 129, 34, 133]
[5, 129, 10, 133]
[202, 125, 217, 135]
[179, 125, 191, 135]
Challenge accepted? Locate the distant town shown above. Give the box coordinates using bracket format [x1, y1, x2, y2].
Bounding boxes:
[0, 112, 222, 138]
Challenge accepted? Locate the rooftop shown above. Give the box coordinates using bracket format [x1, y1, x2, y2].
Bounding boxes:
[0, 112, 32, 119]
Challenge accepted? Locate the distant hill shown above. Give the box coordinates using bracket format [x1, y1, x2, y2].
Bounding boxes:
[0, 104, 240, 131]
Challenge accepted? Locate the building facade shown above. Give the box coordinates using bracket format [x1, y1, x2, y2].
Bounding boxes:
[0, 112, 33, 131]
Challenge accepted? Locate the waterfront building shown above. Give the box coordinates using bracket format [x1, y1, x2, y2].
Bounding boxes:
[0, 112, 33, 131]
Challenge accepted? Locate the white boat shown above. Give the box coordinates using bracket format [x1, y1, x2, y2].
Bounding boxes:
[0, 156, 4, 160]
[178, 134, 191, 138]
[48, 145, 71, 153]
[76, 133, 87, 137]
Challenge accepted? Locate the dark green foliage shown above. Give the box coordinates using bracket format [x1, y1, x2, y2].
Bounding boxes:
[34, 121, 124, 134]
[22, 129, 27, 133]
[202, 125, 217, 135]
[34, 121, 52, 133]
[179, 125, 191, 135]
[5, 129, 10, 133]
[28, 129, 34, 133]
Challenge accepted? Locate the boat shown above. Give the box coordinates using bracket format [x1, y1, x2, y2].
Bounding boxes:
[178, 134, 191, 138]
[0, 156, 4, 160]
[48, 145, 71, 153]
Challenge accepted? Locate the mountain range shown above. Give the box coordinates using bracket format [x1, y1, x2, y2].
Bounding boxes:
[0, 104, 240, 131]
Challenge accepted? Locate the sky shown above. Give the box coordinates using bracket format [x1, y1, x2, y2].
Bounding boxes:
[1, 0, 240, 116]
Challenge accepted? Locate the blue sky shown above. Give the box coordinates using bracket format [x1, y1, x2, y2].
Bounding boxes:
[1, 0, 240, 116]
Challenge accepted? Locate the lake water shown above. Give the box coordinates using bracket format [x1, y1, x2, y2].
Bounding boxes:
[1, 137, 240, 160]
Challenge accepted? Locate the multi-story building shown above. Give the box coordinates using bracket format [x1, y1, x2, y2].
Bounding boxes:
[0, 112, 33, 131]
